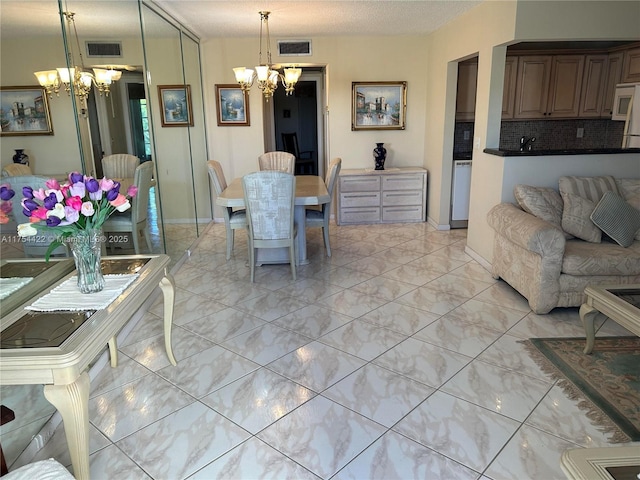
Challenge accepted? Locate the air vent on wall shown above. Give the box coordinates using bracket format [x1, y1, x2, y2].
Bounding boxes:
[86, 41, 122, 57]
[277, 40, 311, 56]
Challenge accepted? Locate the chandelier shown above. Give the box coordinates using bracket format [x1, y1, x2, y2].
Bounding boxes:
[233, 11, 301, 100]
[34, 12, 121, 100]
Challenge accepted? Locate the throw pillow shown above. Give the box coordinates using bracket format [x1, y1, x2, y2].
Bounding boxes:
[590, 191, 640, 248]
[513, 184, 573, 239]
[559, 175, 619, 243]
[561, 192, 601, 243]
[616, 178, 640, 241]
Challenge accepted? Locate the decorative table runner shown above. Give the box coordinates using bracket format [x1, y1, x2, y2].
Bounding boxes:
[26, 274, 138, 312]
[0, 277, 33, 301]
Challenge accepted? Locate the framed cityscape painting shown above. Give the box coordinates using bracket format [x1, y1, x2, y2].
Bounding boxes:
[0, 86, 53, 136]
[158, 85, 194, 127]
[352, 81, 407, 131]
[215, 84, 250, 126]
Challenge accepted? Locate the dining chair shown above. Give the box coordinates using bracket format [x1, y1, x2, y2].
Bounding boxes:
[102, 161, 154, 254]
[7, 175, 69, 258]
[2, 164, 32, 177]
[101, 153, 140, 179]
[281, 132, 315, 175]
[207, 160, 247, 260]
[242, 171, 297, 282]
[305, 157, 341, 256]
[258, 151, 295, 174]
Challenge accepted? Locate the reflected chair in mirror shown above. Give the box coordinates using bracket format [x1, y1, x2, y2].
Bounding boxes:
[102, 161, 154, 254]
[258, 151, 295, 174]
[207, 160, 247, 260]
[282, 132, 315, 175]
[2, 164, 32, 177]
[306, 157, 341, 256]
[101, 154, 140, 179]
[242, 171, 297, 282]
[6, 175, 69, 258]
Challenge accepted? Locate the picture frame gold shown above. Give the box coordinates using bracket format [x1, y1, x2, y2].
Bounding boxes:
[352, 81, 407, 131]
[215, 84, 250, 126]
[158, 85, 194, 127]
[0, 86, 54, 136]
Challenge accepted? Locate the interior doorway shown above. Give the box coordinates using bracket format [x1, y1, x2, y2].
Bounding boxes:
[270, 70, 326, 177]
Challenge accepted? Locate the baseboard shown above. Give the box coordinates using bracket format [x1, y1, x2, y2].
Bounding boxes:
[427, 216, 450, 231]
[464, 244, 492, 272]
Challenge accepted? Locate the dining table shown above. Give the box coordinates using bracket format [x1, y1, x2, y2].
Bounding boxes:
[217, 175, 330, 265]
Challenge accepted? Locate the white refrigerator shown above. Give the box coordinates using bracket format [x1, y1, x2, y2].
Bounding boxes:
[621, 84, 640, 148]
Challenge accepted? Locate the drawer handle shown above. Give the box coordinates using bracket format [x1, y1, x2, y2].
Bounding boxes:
[351, 210, 378, 214]
[346, 194, 377, 198]
[386, 193, 419, 197]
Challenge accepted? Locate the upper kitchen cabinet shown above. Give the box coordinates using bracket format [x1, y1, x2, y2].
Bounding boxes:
[601, 52, 624, 117]
[455, 59, 478, 121]
[502, 56, 518, 119]
[579, 54, 609, 117]
[514, 55, 584, 119]
[621, 46, 640, 83]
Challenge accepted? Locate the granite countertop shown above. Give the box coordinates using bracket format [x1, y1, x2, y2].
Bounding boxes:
[484, 148, 640, 156]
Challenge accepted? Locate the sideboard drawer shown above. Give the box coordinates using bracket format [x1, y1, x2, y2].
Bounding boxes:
[341, 207, 381, 224]
[382, 190, 424, 206]
[340, 192, 380, 208]
[339, 176, 381, 192]
[382, 205, 424, 222]
[382, 175, 424, 191]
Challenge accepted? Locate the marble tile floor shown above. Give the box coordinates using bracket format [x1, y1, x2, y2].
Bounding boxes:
[5, 221, 638, 479]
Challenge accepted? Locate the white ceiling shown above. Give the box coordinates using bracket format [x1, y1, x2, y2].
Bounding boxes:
[0, 1, 483, 40]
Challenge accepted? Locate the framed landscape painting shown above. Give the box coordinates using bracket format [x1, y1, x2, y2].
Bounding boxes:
[215, 84, 250, 126]
[0, 86, 53, 136]
[158, 85, 194, 127]
[352, 81, 407, 131]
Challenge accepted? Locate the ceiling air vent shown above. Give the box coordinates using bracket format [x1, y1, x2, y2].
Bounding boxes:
[277, 40, 312, 56]
[86, 41, 122, 57]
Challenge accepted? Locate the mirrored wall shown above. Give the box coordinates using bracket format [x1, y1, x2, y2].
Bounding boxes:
[0, 0, 207, 468]
[0, 0, 207, 269]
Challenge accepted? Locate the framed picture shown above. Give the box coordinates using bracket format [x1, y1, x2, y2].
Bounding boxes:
[215, 84, 250, 126]
[0, 86, 53, 136]
[352, 81, 407, 131]
[158, 85, 194, 127]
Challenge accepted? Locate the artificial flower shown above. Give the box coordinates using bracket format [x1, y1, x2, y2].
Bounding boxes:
[14, 172, 137, 258]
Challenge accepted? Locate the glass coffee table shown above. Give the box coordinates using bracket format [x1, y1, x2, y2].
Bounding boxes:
[0, 255, 176, 480]
[579, 284, 640, 354]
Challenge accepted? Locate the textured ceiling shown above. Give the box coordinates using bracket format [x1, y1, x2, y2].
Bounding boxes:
[0, 1, 483, 39]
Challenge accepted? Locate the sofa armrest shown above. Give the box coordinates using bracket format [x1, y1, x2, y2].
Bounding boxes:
[487, 203, 567, 313]
[487, 203, 566, 257]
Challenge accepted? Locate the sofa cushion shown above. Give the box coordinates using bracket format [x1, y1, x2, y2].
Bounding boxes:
[559, 175, 619, 243]
[513, 184, 572, 239]
[590, 191, 640, 247]
[616, 178, 640, 241]
[562, 238, 640, 276]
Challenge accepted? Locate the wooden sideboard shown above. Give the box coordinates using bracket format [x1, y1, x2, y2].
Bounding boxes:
[337, 167, 427, 225]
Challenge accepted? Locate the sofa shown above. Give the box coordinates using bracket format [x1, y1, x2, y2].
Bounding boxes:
[487, 175, 640, 314]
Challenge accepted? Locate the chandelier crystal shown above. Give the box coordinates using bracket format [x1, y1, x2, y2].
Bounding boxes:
[233, 11, 301, 100]
[34, 12, 119, 100]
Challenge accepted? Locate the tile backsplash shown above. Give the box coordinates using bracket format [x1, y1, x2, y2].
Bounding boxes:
[453, 119, 625, 153]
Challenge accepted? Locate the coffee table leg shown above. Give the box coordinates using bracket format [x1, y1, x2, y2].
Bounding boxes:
[43, 372, 90, 480]
[108, 337, 118, 367]
[579, 303, 599, 354]
[160, 272, 177, 366]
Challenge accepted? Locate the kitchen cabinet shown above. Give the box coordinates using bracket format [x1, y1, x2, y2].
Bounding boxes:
[621, 46, 640, 83]
[502, 56, 518, 119]
[455, 59, 478, 121]
[514, 55, 584, 119]
[579, 54, 608, 117]
[601, 52, 624, 116]
[337, 168, 427, 225]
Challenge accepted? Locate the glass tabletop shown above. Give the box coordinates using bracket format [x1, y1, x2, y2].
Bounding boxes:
[0, 257, 152, 349]
[607, 288, 640, 310]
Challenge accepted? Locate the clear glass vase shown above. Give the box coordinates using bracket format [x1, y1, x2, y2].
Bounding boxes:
[69, 229, 105, 294]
